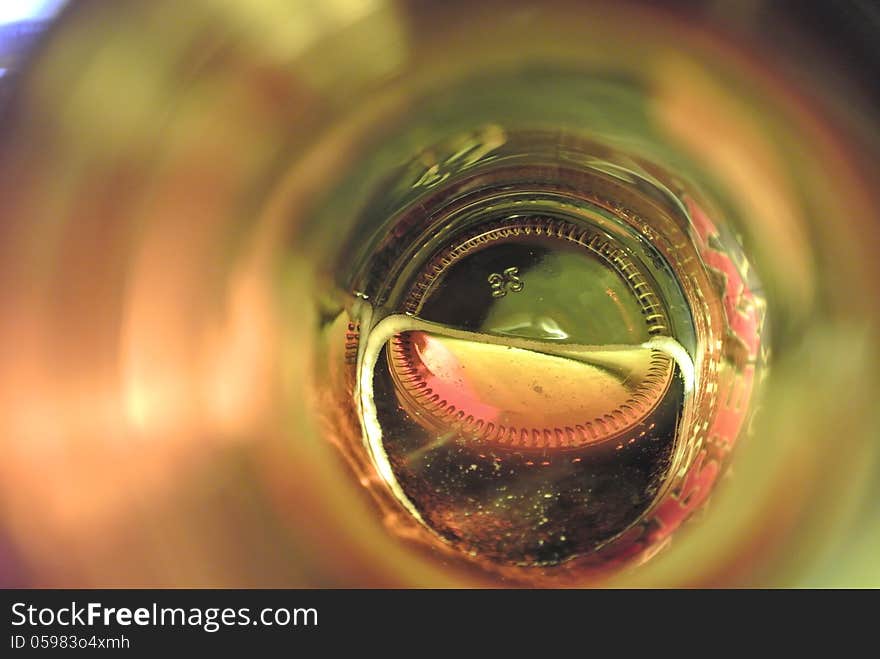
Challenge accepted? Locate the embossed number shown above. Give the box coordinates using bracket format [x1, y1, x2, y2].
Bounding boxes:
[488, 267, 524, 297]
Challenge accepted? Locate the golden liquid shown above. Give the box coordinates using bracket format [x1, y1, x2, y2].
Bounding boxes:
[324, 135, 765, 573]
[388, 331, 673, 448]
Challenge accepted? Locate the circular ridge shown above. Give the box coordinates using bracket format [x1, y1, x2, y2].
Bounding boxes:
[388, 215, 675, 449]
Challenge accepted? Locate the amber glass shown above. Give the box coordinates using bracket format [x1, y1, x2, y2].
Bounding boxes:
[0, 1, 877, 586]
